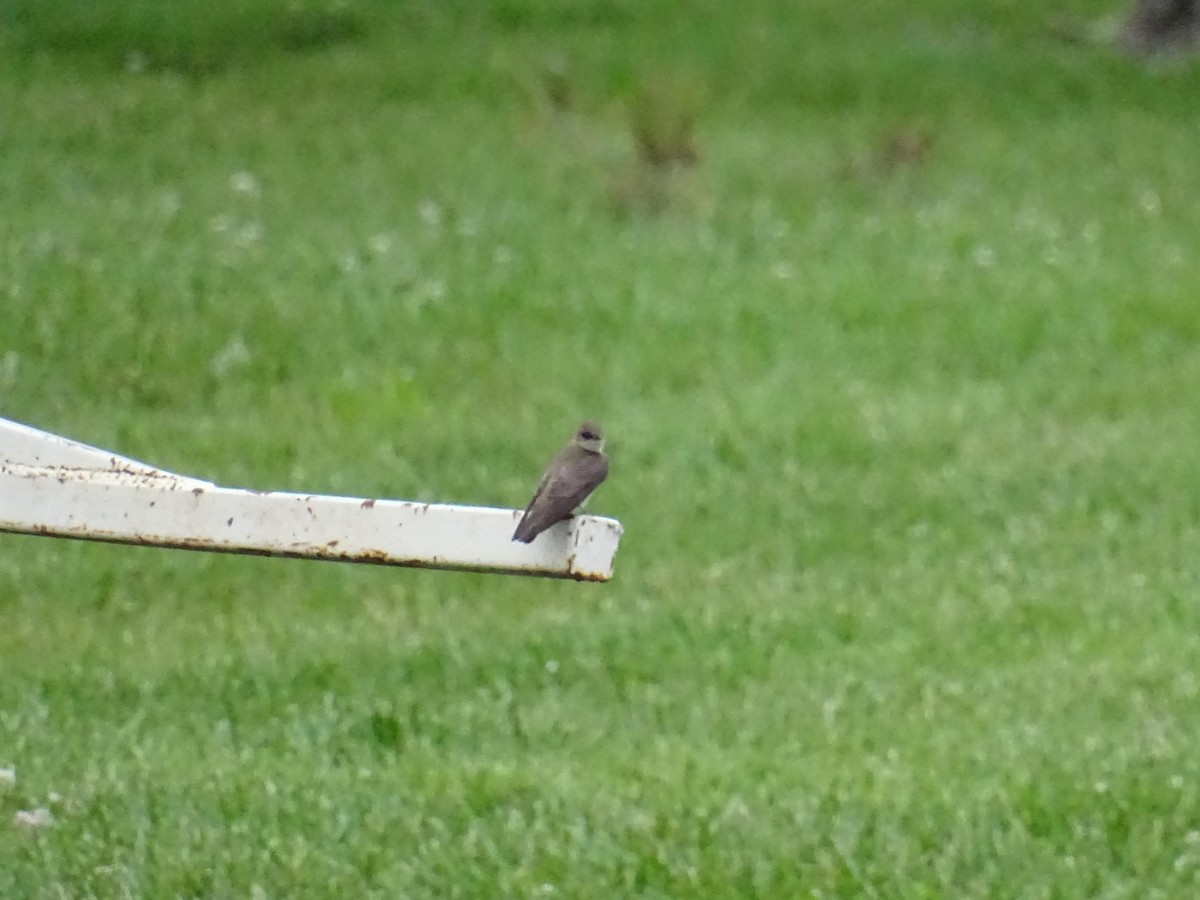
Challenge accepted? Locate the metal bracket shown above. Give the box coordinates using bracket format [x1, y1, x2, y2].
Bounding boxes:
[0, 417, 623, 581]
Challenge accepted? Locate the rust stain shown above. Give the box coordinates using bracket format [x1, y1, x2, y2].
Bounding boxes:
[4, 463, 192, 486]
[572, 568, 611, 583]
[191, 488, 204, 496]
[2, 525, 614, 582]
[111, 464, 160, 477]
[360, 498, 376, 509]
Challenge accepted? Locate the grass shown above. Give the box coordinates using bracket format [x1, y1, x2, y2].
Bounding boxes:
[4, 0, 1200, 895]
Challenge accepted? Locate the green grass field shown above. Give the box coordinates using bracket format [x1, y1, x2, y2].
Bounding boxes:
[4, 0, 1200, 895]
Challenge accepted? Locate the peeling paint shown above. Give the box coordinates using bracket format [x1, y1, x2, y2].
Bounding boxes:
[1, 416, 622, 582]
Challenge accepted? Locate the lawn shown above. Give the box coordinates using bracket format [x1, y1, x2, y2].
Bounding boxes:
[4, 0, 1200, 896]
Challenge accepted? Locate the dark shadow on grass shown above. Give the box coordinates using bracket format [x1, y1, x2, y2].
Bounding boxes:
[490, 0, 634, 32]
[5, 0, 369, 75]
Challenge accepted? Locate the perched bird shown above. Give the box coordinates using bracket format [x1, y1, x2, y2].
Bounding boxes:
[512, 421, 609, 543]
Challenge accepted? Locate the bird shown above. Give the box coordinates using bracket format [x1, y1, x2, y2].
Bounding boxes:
[512, 421, 609, 543]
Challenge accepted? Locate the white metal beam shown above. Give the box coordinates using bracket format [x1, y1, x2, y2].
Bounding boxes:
[0, 417, 623, 581]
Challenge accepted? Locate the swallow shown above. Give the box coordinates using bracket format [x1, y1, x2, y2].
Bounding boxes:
[513, 421, 609, 543]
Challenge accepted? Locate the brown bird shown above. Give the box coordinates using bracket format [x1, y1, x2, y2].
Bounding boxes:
[512, 421, 609, 543]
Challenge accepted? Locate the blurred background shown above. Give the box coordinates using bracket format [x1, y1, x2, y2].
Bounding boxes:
[3, 0, 1200, 895]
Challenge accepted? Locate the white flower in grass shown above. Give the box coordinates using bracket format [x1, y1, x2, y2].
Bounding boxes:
[418, 199, 442, 227]
[418, 279, 446, 302]
[210, 335, 252, 378]
[0, 767, 14, 786]
[230, 171, 260, 196]
[233, 222, 263, 249]
[404, 279, 446, 315]
[457, 214, 481, 238]
[13, 807, 53, 828]
[972, 244, 995, 268]
[159, 189, 182, 218]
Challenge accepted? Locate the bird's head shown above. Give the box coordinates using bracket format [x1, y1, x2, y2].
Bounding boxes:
[573, 421, 605, 453]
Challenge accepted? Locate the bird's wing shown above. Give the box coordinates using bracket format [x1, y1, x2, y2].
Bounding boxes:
[519, 468, 554, 520]
[540, 452, 609, 512]
[514, 452, 608, 541]
[512, 467, 556, 542]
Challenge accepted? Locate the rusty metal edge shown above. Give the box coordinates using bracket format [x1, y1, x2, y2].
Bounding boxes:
[0, 525, 613, 582]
